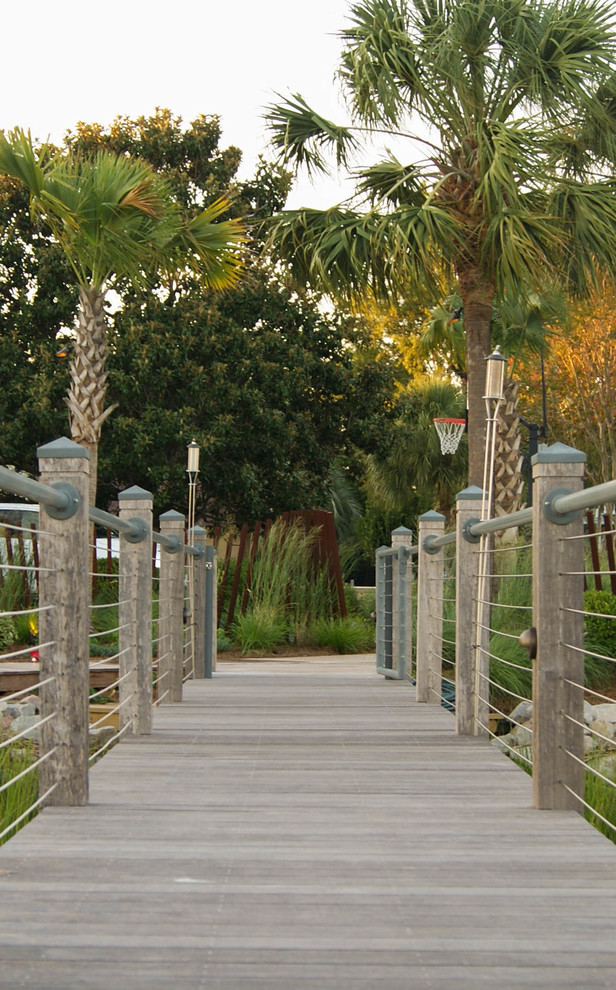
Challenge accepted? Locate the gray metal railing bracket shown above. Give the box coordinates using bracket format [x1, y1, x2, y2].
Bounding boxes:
[462, 517, 482, 544]
[123, 518, 150, 544]
[543, 486, 580, 526]
[422, 534, 441, 556]
[162, 535, 183, 555]
[42, 482, 81, 520]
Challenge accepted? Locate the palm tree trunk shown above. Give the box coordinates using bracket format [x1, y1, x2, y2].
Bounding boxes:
[494, 378, 525, 517]
[458, 276, 494, 487]
[65, 286, 117, 509]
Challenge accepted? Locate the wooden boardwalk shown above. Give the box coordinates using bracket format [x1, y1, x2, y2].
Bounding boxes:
[1, 655, 616, 988]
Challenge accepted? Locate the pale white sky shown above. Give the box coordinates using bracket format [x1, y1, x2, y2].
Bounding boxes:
[2, 0, 361, 208]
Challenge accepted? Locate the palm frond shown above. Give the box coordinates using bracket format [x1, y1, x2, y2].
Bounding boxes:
[264, 94, 359, 176]
[549, 177, 616, 294]
[339, 0, 421, 127]
[265, 201, 460, 301]
[521, 0, 616, 118]
[0, 133, 246, 292]
[354, 157, 425, 206]
[171, 199, 246, 290]
[0, 128, 46, 195]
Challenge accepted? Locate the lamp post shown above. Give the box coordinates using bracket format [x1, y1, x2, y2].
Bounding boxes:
[482, 345, 507, 521]
[474, 346, 506, 735]
[186, 440, 200, 678]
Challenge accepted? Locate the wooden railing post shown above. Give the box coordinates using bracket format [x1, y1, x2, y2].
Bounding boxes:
[37, 437, 90, 806]
[416, 511, 445, 704]
[192, 526, 207, 679]
[455, 486, 484, 735]
[118, 486, 153, 734]
[159, 510, 185, 704]
[390, 526, 414, 681]
[532, 442, 586, 811]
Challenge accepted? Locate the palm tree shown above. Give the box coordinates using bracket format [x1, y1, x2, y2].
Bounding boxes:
[265, 0, 616, 484]
[365, 376, 467, 519]
[0, 128, 244, 505]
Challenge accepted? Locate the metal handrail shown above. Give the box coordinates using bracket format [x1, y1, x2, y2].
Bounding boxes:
[551, 480, 616, 515]
[0, 463, 202, 557]
[0, 465, 74, 515]
[423, 476, 616, 554]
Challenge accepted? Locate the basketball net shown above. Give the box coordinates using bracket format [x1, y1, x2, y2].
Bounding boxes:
[433, 418, 466, 455]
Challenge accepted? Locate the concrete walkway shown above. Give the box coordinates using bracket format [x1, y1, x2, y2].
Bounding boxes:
[1, 655, 616, 988]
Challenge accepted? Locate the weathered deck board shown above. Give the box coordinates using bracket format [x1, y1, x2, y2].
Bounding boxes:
[1, 655, 616, 988]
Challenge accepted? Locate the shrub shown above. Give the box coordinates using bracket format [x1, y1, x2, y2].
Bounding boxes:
[216, 629, 234, 653]
[583, 589, 616, 690]
[307, 617, 374, 654]
[0, 616, 15, 652]
[0, 741, 38, 844]
[345, 584, 376, 622]
[232, 607, 289, 656]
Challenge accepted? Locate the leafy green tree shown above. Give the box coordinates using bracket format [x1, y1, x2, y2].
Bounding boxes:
[99, 266, 397, 523]
[0, 127, 244, 504]
[0, 111, 398, 523]
[266, 0, 616, 484]
[0, 176, 75, 470]
[364, 376, 467, 518]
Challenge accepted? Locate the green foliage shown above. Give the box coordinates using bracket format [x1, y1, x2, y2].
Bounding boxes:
[485, 546, 616, 712]
[583, 589, 616, 688]
[584, 762, 616, 844]
[216, 629, 234, 654]
[100, 275, 395, 522]
[0, 741, 38, 844]
[344, 583, 376, 622]
[0, 617, 15, 651]
[584, 589, 616, 652]
[488, 546, 534, 709]
[266, 0, 616, 484]
[90, 565, 120, 649]
[307, 616, 375, 653]
[232, 607, 290, 656]
[366, 377, 466, 524]
[232, 519, 344, 652]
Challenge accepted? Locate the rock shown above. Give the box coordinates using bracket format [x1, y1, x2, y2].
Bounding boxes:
[5, 704, 22, 719]
[491, 736, 510, 754]
[88, 726, 116, 754]
[509, 724, 533, 749]
[509, 700, 533, 725]
[22, 695, 40, 712]
[589, 703, 616, 725]
[0, 701, 7, 713]
[589, 719, 616, 746]
[584, 701, 595, 726]
[9, 714, 40, 741]
[19, 704, 36, 718]
[584, 734, 598, 755]
[591, 752, 616, 776]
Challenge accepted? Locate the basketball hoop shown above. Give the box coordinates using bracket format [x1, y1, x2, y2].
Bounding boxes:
[433, 418, 466, 455]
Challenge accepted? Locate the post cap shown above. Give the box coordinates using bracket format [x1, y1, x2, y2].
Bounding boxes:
[391, 526, 413, 536]
[456, 485, 486, 501]
[531, 442, 586, 465]
[159, 509, 185, 522]
[419, 510, 446, 522]
[118, 485, 153, 501]
[37, 437, 89, 459]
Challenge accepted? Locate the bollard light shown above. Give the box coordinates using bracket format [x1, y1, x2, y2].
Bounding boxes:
[484, 345, 506, 401]
[186, 440, 200, 479]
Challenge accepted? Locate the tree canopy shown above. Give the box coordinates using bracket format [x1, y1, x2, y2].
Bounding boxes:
[0, 110, 397, 525]
[265, 0, 616, 483]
